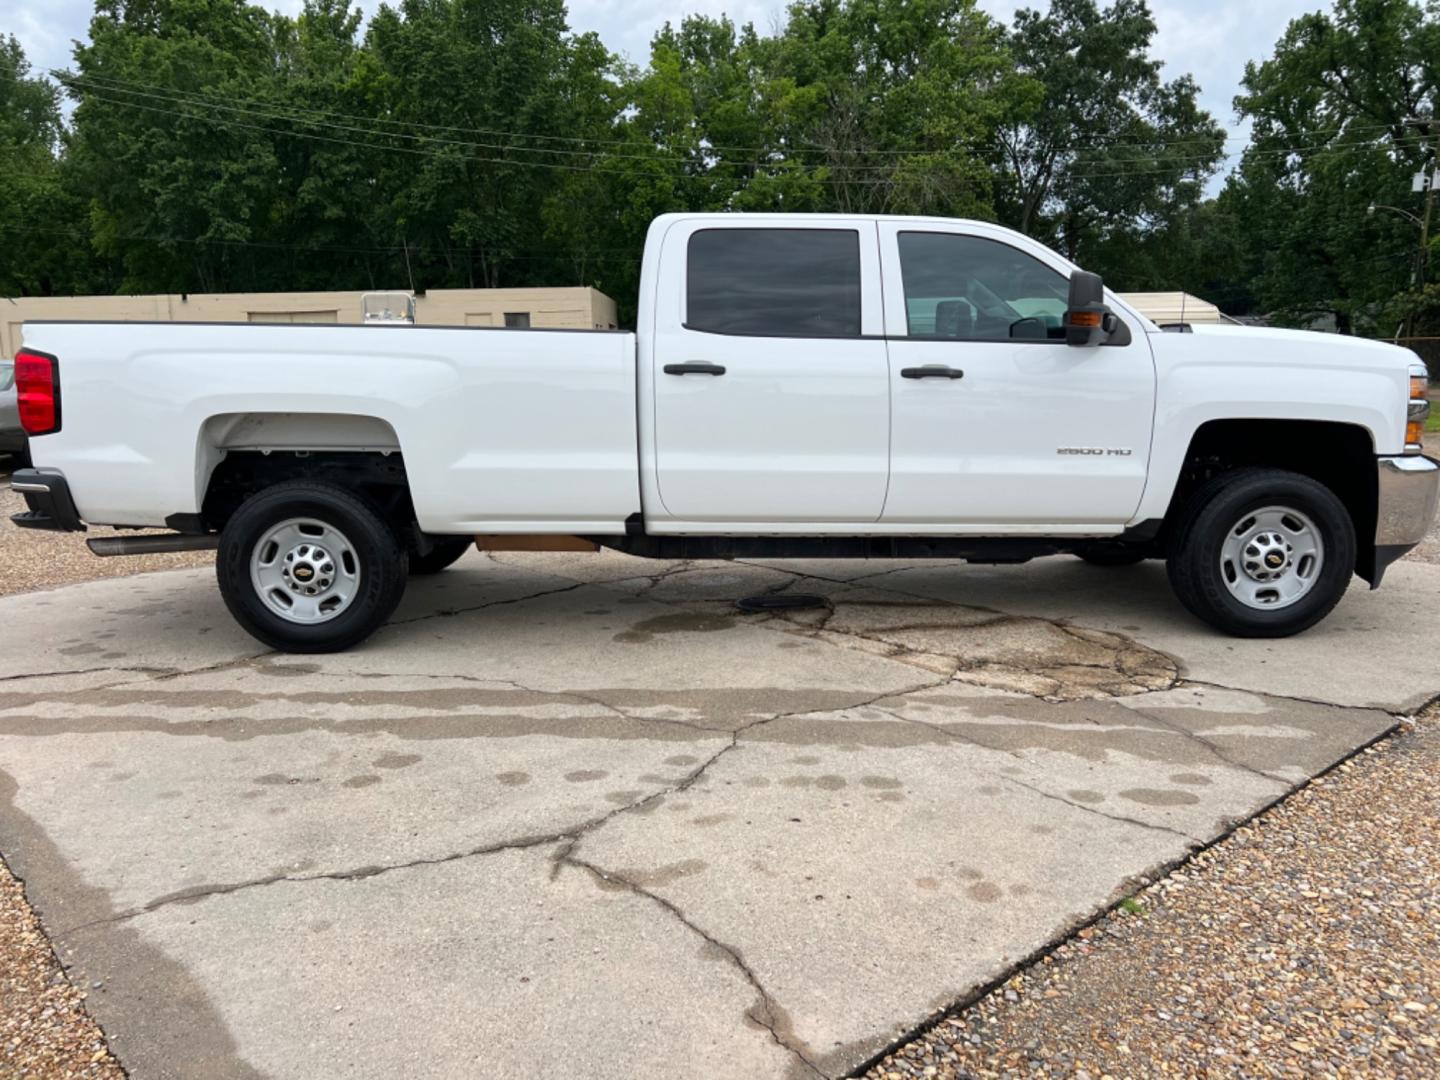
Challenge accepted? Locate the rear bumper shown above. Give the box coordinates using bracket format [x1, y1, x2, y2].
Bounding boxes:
[1369, 455, 1438, 585]
[8, 468, 86, 532]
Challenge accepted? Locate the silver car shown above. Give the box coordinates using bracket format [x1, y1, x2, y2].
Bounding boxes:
[0, 359, 28, 463]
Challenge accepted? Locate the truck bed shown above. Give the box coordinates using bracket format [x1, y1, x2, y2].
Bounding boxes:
[20, 322, 641, 533]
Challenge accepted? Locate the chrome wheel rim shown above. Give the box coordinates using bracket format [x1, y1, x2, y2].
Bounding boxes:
[1219, 505, 1324, 611]
[250, 518, 361, 624]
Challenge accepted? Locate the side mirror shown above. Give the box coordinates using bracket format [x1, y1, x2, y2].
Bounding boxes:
[1065, 270, 1125, 347]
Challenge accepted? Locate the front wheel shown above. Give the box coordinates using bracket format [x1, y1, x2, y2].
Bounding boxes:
[217, 481, 409, 653]
[1166, 467, 1355, 638]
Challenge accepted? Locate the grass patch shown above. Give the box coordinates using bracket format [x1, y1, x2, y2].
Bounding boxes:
[1118, 896, 1146, 915]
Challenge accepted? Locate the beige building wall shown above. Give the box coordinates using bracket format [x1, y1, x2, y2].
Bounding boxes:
[1, 286, 619, 359]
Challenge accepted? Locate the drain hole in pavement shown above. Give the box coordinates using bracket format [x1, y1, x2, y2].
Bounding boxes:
[736, 594, 827, 613]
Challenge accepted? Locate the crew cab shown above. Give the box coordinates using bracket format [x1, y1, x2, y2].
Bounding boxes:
[9, 213, 1438, 652]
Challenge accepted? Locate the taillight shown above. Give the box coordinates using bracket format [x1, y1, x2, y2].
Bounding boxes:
[15, 348, 60, 436]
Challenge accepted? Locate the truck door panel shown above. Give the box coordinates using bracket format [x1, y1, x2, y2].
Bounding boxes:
[877, 224, 1156, 526]
[648, 222, 890, 523]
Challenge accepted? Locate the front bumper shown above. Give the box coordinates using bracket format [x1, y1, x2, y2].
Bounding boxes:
[1376, 455, 1439, 545]
[1369, 454, 1438, 585]
[8, 468, 86, 532]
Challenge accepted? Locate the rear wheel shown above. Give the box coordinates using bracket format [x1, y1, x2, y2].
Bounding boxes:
[408, 534, 474, 575]
[217, 481, 408, 652]
[1166, 467, 1355, 638]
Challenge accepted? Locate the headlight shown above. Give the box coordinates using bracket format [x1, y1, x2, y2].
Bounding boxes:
[1408, 363, 1431, 453]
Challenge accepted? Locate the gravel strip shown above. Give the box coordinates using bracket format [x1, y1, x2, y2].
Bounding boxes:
[0, 865, 124, 1080]
[1, 465, 195, 1078]
[0, 481, 213, 597]
[863, 701, 1440, 1080]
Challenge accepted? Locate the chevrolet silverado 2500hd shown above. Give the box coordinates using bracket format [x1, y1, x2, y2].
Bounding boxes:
[9, 213, 1438, 652]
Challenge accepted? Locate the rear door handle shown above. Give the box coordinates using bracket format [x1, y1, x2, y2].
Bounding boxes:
[664, 361, 727, 376]
[900, 365, 964, 380]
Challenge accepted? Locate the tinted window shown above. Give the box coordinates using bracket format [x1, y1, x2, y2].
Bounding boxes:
[898, 233, 1069, 342]
[687, 229, 861, 337]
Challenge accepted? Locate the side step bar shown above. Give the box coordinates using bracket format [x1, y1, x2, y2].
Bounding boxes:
[88, 534, 220, 557]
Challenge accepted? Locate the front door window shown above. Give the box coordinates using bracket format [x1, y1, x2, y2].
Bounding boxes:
[898, 232, 1070, 342]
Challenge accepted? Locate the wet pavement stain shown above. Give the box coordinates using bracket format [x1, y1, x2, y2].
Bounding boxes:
[1119, 787, 1202, 807]
[564, 769, 608, 783]
[1170, 773, 1213, 786]
[612, 611, 736, 644]
[372, 753, 421, 770]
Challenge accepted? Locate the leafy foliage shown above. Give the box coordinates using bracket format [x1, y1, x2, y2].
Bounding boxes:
[10, 0, 1435, 336]
[1228, 0, 1439, 334]
[997, 0, 1225, 264]
[0, 35, 105, 296]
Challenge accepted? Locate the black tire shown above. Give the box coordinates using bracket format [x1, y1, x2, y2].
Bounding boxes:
[1077, 544, 1148, 567]
[217, 481, 409, 653]
[408, 535, 474, 575]
[1166, 467, 1355, 638]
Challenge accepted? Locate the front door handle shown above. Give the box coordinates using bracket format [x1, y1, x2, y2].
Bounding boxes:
[664, 361, 727, 376]
[900, 365, 965, 380]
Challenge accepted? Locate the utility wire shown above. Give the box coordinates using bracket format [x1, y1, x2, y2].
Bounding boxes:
[62, 79, 1414, 187]
[57, 68, 1424, 159]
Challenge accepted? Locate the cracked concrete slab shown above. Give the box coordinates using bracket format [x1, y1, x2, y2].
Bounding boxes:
[57, 847, 800, 1080]
[571, 718, 1192, 1075]
[0, 550, 1430, 1080]
[0, 668, 732, 924]
[845, 557, 1440, 711]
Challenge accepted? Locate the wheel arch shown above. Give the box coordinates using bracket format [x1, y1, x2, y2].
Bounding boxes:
[1158, 418, 1380, 582]
[190, 411, 415, 529]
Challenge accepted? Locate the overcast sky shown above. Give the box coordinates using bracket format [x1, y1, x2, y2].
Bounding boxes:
[7, 0, 1327, 170]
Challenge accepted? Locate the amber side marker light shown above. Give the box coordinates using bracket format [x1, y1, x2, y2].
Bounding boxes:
[1067, 310, 1103, 328]
[1408, 363, 1430, 453]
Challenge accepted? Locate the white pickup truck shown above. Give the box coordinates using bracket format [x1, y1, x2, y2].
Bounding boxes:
[10, 213, 1438, 651]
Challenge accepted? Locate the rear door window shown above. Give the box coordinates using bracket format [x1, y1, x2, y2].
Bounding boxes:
[686, 229, 862, 338]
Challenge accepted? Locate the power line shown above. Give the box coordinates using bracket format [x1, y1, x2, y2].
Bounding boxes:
[61, 67, 1421, 166]
[57, 71, 1431, 188]
[64, 78, 1400, 188]
[56, 68, 1254, 158]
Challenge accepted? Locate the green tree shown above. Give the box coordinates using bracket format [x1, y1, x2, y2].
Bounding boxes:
[366, 0, 582, 289]
[0, 35, 104, 296]
[996, 0, 1225, 266]
[1230, 0, 1439, 334]
[68, 0, 289, 292]
[776, 0, 1037, 218]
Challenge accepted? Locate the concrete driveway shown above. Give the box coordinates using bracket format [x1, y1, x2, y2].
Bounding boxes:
[0, 550, 1435, 1079]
